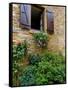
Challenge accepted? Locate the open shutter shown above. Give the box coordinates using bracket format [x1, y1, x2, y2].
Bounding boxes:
[47, 11, 54, 34]
[20, 4, 31, 29]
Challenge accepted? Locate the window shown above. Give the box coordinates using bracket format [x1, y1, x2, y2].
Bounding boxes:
[47, 11, 54, 34]
[20, 4, 44, 30]
[31, 5, 44, 30]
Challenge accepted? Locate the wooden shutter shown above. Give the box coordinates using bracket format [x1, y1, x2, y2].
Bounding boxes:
[47, 11, 54, 34]
[20, 4, 31, 29]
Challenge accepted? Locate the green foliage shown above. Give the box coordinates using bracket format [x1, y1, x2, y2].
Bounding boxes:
[19, 52, 65, 86]
[37, 52, 65, 84]
[41, 51, 65, 65]
[12, 41, 27, 86]
[19, 66, 37, 86]
[13, 41, 27, 61]
[38, 61, 65, 84]
[33, 32, 48, 48]
[35, 71, 48, 85]
[28, 54, 41, 65]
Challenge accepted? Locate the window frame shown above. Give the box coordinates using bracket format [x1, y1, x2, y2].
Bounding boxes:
[20, 4, 45, 31]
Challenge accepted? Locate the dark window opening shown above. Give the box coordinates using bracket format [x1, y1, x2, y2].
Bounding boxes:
[47, 11, 54, 34]
[31, 5, 44, 30]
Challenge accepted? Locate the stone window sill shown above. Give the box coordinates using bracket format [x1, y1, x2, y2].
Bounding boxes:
[29, 29, 42, 34]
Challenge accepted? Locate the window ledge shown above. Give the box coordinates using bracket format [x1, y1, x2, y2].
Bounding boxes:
[29, 29, 42, 34]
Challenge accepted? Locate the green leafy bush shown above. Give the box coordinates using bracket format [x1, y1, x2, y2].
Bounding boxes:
[37, 52, 65, 84]
[35, 71, 48, 85]
[41, 51, 65, 65]
[28, 54, 41, 65]
[38, 61, 65, 84]
[33, 32, 48, 48]
[19, 66, 37, 86]
[19, 52, 65, 86]
[13, 40, 27, 61]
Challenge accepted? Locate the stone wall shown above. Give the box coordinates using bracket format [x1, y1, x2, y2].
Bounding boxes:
[12, 4, 65, 56]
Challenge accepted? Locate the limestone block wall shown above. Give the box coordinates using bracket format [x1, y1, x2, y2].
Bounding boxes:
[43, 6, 65, 55]
[12, 4, 65, 55]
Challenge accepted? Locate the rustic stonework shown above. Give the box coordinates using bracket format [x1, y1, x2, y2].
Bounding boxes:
[12, 4, 65, 56]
